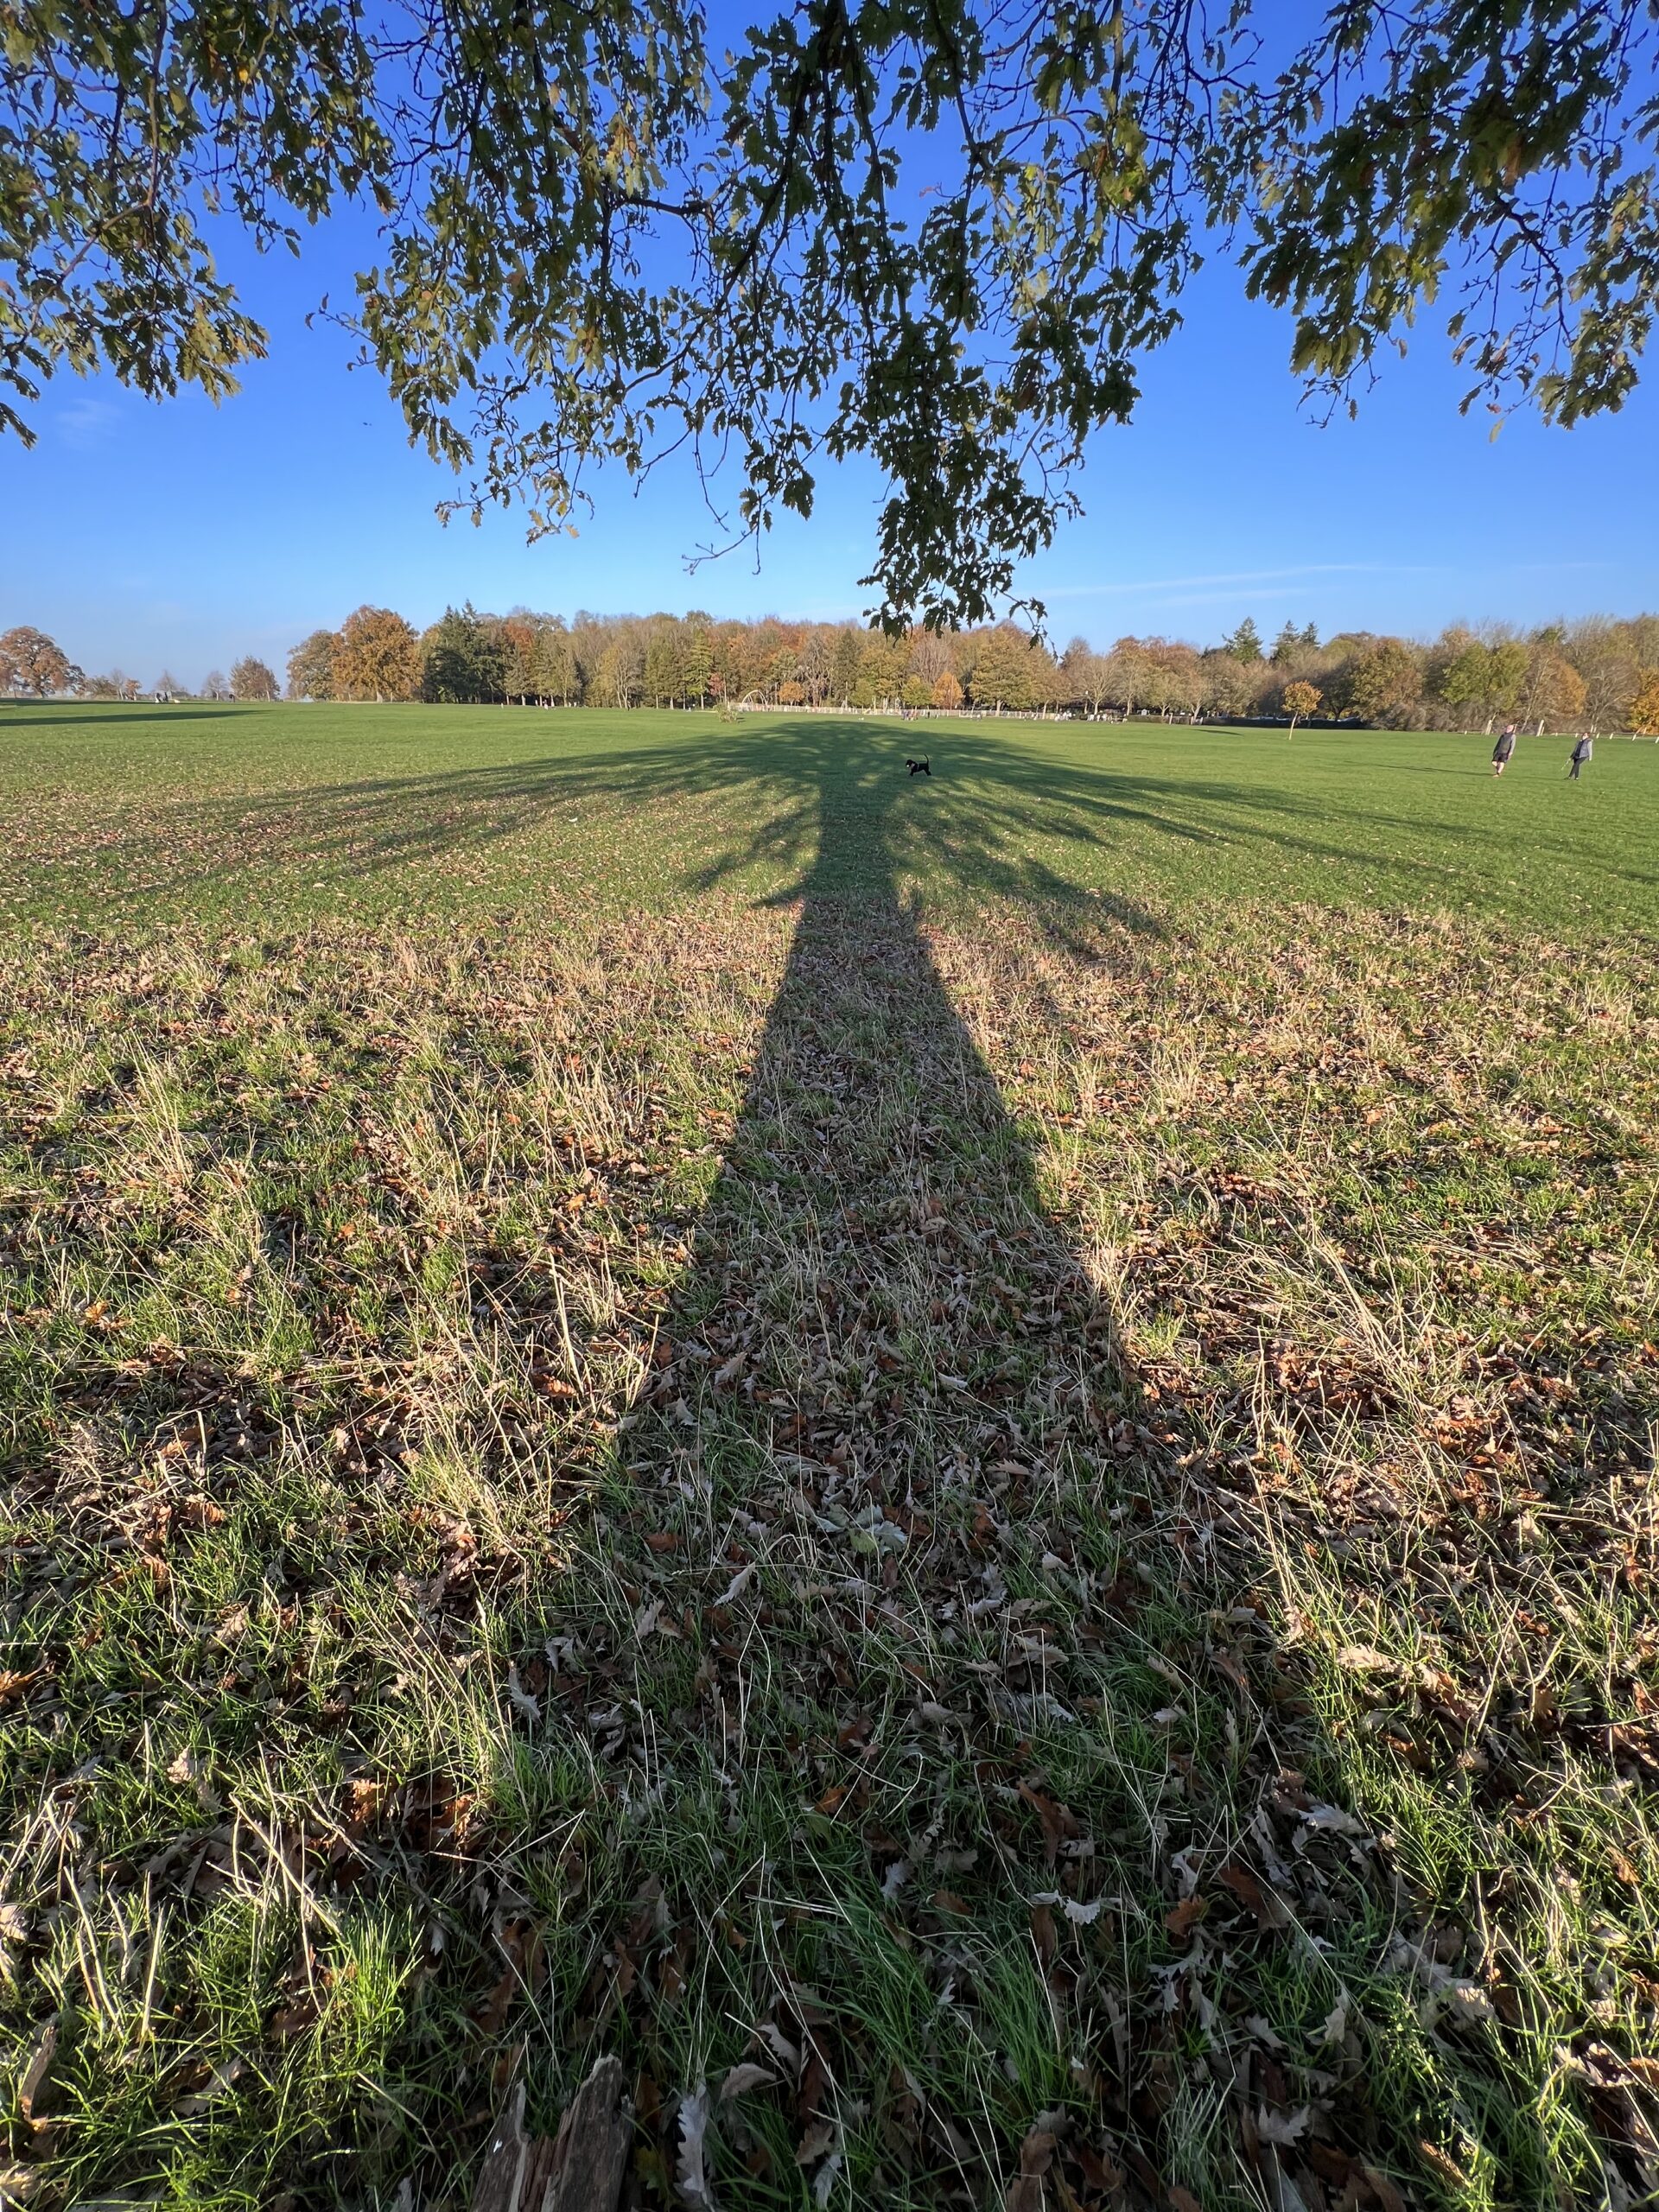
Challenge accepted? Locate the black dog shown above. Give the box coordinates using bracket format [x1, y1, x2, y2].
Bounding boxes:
[905, 755, 931, 775]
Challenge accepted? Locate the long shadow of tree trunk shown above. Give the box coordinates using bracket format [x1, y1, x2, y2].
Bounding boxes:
[502, 766, 1354, 2211]
[10, 720, 1645, 2209]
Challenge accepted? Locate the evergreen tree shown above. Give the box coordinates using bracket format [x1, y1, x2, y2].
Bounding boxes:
[861, 632, 910, 708]
[830, 629, 862, 706]
[500, 619, 538, 702]
[473, 609, 509, 702]
[421, 607, 477, 702]
[421, 603, 505, 702]
[643, 622, 684, 706]
[968, 629, 1037, 710]
[1224, 618, 1263, 664]
[683, 621, 712, 706]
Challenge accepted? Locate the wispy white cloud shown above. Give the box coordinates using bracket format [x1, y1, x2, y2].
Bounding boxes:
[54, 396, 124, 450]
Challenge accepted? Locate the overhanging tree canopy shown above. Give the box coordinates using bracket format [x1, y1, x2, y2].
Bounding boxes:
[3, 1, 1656, 626]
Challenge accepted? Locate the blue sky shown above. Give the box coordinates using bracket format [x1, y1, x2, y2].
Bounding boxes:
[3, 200, 1656, 688]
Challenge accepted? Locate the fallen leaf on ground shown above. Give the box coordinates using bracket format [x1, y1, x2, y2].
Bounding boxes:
[720, 2063, 777, 2101]
[676, 2083, 715, 2206]
[1166, 1895, 1208, 1939]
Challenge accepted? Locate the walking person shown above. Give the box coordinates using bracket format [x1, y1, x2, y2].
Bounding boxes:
[1492, 722, 1516, 774]
[1567, 734, 1593, 780]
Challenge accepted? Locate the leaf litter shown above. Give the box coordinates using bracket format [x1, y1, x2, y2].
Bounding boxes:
[0, 889, 1655, 2211]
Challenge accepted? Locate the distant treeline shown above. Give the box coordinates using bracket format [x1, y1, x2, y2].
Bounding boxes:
[283, 606, 1659, 734]
[7, 611, 1659, 734]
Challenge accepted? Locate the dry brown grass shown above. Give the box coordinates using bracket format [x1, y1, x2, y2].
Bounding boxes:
[2, 887, 1656, 2211]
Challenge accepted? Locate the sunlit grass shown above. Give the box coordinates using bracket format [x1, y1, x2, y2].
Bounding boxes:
[1, 712, 1655, 2209]
[0, 699, 1654, 933]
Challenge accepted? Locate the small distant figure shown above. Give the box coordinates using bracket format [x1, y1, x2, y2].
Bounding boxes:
[906, 755, 931, 776]
[1567, 734, 1593, 780]
[1492, 723, 1516, 774]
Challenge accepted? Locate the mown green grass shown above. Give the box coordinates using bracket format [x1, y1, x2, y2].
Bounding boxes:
[1, 706, 1656, 2212]
[0, 701, 1652, 933]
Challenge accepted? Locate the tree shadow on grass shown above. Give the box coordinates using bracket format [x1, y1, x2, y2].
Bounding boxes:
[504, 791, 1173, 2205]
[0, 706, 242, 728]
[182, 719, 1184, 949]
[95, 715, 1659, 927]
[8, 721, 1640, 2208]
[478, 760, 1433, 2212]
[452, 739, 1653, 2212]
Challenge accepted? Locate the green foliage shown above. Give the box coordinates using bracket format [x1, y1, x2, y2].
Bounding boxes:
[831, 629, 863, 705]
[1224, 617, 1264, 664]
[1488, 641, 1529, 711]
[681, 621, 712, 706]
[1233, 2, 1659, 430]
[1267, 620, 1321, 662]
[421, 603, 508, 705]
[969, 628, 1040, 709]
[853, 632, 908, 708]
[643, 623, 685, 707]
[4, 5, 1657, 626]
[1440, 640, 1528, 723]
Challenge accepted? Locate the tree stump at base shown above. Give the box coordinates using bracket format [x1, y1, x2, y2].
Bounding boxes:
[471, 2056, 632, 2212]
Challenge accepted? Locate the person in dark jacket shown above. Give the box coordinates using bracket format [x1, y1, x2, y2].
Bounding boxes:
[1568, 734, 1593, 779]
[1492, 724, 1516, 774]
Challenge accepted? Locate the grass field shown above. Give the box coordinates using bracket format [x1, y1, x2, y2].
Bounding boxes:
[0, 701, 1654, 934]
[2, 704, 1656, 2212]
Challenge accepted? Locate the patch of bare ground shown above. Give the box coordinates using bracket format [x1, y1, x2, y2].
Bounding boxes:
[1, 890, 1655, 2212]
